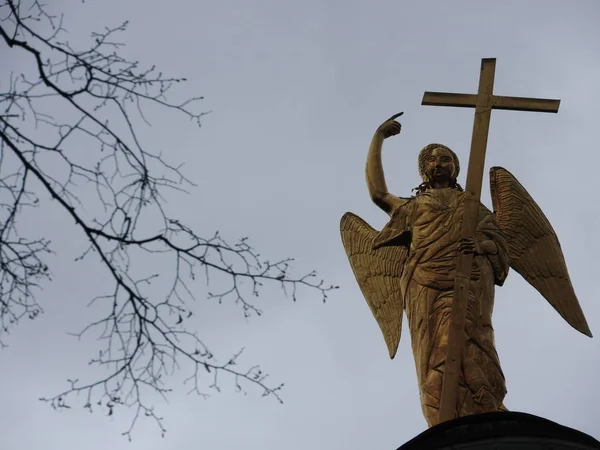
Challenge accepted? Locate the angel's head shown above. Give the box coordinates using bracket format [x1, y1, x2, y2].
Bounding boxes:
[417, 144, 461, 191]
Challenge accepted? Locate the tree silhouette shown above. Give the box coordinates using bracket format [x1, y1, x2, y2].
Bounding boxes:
[0, 0, 336, 438]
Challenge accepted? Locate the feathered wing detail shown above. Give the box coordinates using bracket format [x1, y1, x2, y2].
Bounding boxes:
[489, 167, 592, 337]
[340, 212, 408, 358]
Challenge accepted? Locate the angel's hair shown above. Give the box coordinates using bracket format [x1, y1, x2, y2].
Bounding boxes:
[414, 143, 463, 194]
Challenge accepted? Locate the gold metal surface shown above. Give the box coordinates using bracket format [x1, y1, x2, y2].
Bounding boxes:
[340, 58, 590, 429]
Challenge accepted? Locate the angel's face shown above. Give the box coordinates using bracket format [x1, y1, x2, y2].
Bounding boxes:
[425, 147, 456, 186]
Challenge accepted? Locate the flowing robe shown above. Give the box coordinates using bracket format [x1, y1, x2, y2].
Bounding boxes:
[377, 187, 510, 426]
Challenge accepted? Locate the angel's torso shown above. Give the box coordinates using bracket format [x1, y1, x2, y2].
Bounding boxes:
[401, 188, 487, 287]
[411, 188, 464, 253]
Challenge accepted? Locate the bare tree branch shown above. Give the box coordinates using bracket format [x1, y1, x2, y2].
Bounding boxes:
[0, 0, 337, 438]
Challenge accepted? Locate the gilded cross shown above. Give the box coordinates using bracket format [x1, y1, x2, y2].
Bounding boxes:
[421, 58, 560, 424]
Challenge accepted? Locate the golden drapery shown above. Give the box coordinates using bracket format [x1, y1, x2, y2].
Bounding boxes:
[382, 188, 510, 426]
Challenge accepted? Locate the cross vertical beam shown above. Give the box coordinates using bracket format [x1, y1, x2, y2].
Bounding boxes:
[421, 58, 560, 424]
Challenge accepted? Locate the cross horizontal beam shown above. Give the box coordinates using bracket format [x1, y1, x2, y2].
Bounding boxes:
[422, 91, 560, 113]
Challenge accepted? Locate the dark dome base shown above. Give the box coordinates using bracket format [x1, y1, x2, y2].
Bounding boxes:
[397, 411, 600, 450]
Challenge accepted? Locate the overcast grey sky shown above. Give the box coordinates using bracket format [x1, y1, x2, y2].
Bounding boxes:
[2, 0, 600, 449]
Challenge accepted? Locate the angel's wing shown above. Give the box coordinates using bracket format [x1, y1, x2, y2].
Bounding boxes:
[340, 212, 408, 358]
[489, 167, 592, 337]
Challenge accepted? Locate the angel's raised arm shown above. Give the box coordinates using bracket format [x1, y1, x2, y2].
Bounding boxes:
[366, 113, 406, 215]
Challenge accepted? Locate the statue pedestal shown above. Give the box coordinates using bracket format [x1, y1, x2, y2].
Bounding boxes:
[397, 412, 600, 450]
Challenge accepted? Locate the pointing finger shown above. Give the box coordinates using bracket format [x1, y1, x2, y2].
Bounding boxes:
[386, 112, 404, 122]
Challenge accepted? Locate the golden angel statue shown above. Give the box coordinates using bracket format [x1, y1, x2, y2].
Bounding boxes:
[340, 114, 592, 427]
